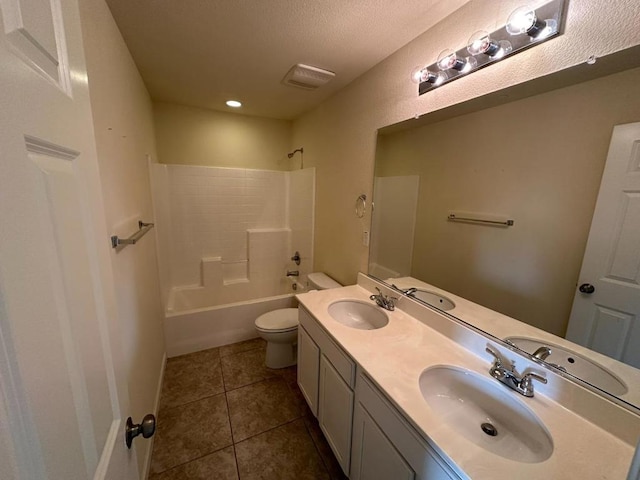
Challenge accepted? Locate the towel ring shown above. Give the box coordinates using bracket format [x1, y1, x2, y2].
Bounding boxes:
[355, 194, 367, 218]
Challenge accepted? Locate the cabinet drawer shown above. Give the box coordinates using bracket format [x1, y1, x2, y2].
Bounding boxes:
[299, 306, 355, 388]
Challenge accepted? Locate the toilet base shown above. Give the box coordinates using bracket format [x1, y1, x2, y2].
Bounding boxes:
[265, 341, 297, 369]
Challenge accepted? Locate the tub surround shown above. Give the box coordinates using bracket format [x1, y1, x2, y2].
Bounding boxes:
[296, 274, 640, 479]
[389, 276, 640, 408]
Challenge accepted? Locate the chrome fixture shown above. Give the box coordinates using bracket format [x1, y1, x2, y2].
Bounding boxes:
[486, 346, 547, 397]
[291, 251, 301, 265]
[111, 221, 154, 249]
[532, 346, 552, 360]
[392, 284, 417, 296]
[287, 147, 304, 168]
[287, 147, 303, 159]
[370, 287, 397, 311]
[355, 194, 367, 218]
[286, 270, 299, 277]
[412, 0, 565, 95]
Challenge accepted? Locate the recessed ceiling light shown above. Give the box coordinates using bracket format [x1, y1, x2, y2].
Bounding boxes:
[226, 100, 242, 108]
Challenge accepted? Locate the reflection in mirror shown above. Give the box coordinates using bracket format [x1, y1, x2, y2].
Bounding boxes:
[370, 47, 640, 410]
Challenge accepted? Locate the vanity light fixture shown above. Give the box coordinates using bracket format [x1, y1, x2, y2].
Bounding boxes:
[414, 0, 565, 96]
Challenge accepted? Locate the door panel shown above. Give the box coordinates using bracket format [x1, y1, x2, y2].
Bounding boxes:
[567, 123, 640, 368]
[0, 0, 137, 478]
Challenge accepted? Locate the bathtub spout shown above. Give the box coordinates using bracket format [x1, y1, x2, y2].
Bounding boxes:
[286, 270, 299, 277]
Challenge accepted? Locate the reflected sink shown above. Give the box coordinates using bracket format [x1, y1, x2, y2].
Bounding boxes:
[409, 289, 455, 311]
[328, 300, 389, 330]
[505, 337, 628, 396]
[419, 366, 553, 463]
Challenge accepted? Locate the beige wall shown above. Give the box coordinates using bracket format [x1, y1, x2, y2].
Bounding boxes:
[79, 0, 166, 476]
[375, 67, 640, 336]
[291, 0, 640, 287]
[153, 102, 293, 170]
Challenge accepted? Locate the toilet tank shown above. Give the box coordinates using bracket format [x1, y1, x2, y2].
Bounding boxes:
[307, 272, 341, 290]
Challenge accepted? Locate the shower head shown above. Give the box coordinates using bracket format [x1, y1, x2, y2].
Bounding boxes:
[287, 147, 304, 158]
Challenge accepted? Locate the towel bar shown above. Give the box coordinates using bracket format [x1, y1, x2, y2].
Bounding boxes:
[111, 221, 154, 249]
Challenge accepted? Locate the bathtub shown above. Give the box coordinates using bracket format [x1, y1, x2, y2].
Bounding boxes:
[164, 283, 306, 357]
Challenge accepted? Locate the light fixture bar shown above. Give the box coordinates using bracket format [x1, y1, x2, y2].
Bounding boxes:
[418, 0, 565, 96]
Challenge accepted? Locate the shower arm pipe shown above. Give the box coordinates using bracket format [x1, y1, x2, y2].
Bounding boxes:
[287, 147, 304, 169]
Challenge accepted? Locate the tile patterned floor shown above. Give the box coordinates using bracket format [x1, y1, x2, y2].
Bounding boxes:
[149, 338, 347, 479]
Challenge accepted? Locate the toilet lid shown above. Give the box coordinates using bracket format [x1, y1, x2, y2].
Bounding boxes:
[255, 308, 299, 331]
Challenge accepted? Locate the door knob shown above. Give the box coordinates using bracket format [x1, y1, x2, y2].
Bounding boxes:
[579, 283, 595, 294]
[125, 414, 156, 449]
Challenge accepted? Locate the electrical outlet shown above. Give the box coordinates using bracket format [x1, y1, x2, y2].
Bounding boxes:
[363, 230, 370, 247]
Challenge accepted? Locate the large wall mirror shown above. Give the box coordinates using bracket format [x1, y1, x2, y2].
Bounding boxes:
[370, 45, 640, 411]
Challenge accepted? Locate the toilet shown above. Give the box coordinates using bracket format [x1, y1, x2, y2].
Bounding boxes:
[255, 272, 341, 368]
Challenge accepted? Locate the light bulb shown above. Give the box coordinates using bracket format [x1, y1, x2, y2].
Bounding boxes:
[410, 66, 426, 84]
[418, 69, 447, 86]
[506, 5, 547, 37]
[467, 31, 513, 59]
[226, 100, 242, 108]
[437, 49, 476, 74]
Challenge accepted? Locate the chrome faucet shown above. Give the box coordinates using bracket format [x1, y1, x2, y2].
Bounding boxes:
[370, 287, 397, 311]
[532, 346, 552, 360]
[391, 284, 417, 296]
[486, 346, 547, 397]
[286, 270, 299, 277]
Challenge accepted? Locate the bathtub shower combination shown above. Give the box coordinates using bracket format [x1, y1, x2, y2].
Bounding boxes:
[150, 164, 315, 357]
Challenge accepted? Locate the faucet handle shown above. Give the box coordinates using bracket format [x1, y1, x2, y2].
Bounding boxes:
[521, 372, 547, 385]
[486, 346, 515, 372]
[486, 346, 503, 365]
[520, 372, 547, 397]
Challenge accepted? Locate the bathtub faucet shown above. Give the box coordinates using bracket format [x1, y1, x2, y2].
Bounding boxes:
[286, 270, 299, 277]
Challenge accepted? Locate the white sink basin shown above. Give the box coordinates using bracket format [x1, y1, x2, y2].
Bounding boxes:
[328, 300, 389, 330]
[505, 337, 628, 395]
[410, 289, 455, 311]
[419, 366, 553, 463]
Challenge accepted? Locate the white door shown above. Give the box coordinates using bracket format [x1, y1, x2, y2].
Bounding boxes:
[566, 122, 640, 369]
[0, 0, 139, 479]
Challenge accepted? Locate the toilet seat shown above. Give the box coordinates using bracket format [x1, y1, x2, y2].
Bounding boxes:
[255, 308, 298, 333]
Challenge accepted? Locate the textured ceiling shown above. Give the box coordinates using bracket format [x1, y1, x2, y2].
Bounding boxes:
[104, 0, 471, 120]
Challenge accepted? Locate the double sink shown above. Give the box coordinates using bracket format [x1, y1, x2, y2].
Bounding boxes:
[327, 299, 553, 464]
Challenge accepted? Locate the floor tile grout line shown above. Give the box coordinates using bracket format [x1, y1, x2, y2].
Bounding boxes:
[223, 388, 242, 479]
[232, 415, 307, 446]
[149, 442, 235, 477]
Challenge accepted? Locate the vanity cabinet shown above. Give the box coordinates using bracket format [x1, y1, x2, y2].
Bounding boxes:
[298, 306, 356, 475]
[297, 325, 320, 416]
[351, 373, 462, 480]
[298, 306, 460, 480]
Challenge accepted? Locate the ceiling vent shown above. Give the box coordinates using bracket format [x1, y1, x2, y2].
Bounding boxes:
[282, 64, 335, 90]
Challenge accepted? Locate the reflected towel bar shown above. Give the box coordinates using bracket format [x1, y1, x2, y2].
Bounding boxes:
[447, 214, 514, 227]
[111, 221, 154, 249]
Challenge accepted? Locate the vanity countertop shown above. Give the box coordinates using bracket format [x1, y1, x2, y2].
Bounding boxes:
[388, 276, 640, 407]
[296, 279, 639, 480]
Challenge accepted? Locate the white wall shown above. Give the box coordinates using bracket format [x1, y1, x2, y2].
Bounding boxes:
[288, 168, 316, 285]
[151, 165, 316, 309]
[78, 0, 165, 476]
[292, 0, 640, 286]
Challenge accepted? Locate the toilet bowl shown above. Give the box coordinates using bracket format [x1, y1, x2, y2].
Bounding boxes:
[255, 272, 341, 368]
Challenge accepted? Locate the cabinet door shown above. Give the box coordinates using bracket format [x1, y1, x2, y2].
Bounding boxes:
[351, 403, 415, 480]
[318, 355, 354, 475]
[297, 326, 320, 416]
